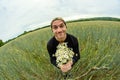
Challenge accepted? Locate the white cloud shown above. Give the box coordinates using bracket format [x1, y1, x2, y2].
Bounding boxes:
[0, 0, 120, 42]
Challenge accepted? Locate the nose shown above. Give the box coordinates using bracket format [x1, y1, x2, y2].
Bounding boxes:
[57, 27, 62, 32]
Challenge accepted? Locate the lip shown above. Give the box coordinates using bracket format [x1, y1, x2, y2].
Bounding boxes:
[57, 32, 64, 35]
[57, 31, 63, 34]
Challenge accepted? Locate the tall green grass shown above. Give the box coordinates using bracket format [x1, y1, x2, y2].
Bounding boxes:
[0, 21, 120, 80]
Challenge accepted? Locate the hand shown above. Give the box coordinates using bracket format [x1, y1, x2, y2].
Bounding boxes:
[58, 60, 73, 72]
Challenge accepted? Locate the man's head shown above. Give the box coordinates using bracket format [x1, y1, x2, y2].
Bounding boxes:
[51, 17, 66, 28]
[51, 17, 67, 42]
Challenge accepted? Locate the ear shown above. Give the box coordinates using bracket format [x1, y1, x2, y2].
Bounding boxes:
[65, 25, 67, 28]
[51, 28, 53, 32]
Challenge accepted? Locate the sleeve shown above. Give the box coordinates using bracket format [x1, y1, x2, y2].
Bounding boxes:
[72, 37, 80, 66]
[47, 41, 57, 67]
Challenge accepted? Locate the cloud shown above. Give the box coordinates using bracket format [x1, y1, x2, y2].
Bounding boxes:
[0, 0, 120, 41]
[55, 0, 120, 15]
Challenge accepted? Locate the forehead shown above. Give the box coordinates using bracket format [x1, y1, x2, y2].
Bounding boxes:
[52, 20, 64, 26]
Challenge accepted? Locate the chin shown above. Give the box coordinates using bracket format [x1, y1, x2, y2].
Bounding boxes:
[58, 35, 64, 39]
[57, 37, 63, 40]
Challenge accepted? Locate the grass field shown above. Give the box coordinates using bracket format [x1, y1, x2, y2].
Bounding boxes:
[0, 20, 120, 80]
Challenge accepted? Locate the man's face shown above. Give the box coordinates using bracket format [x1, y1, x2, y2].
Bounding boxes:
[51, 20, 67, 41]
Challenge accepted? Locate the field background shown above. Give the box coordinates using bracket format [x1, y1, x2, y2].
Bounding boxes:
[0, 19, 120, 80]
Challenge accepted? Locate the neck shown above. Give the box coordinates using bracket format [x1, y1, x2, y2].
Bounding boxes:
[55, 34, 67, 43]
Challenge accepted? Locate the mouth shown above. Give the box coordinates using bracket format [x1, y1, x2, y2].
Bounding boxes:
[58, 32, 64, 35]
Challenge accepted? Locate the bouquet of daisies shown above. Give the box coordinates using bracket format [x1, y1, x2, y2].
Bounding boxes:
[55, 42, 74, 66]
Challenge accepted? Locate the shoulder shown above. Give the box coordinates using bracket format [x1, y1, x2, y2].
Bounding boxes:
[47, 37, 54, 46]
[67, 33, 78, 46]
[67, 33, 77, 40]
[47, 36, 59, 47]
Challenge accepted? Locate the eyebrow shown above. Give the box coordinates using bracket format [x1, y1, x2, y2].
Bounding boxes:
[52, 22, 64, 26]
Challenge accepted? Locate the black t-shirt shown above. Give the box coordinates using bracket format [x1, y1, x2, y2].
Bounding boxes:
[47, 33, 80, 67]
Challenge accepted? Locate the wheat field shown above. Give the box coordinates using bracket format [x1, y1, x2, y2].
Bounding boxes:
[0, 21, 120, 80]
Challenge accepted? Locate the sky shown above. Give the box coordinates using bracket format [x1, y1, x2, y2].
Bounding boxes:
[0, 0, 120, 42]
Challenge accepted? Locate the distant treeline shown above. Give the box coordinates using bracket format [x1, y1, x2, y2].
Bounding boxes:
[0, 17, 120, 47]
[67, 17, 120, 23]
[0, 40, 4, 47]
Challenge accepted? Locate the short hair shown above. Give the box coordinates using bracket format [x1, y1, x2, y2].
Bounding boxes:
[50, 17, 66, 28]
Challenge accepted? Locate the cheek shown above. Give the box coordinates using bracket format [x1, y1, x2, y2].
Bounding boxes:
[63, 28, 67, 32]
[52, 29, 57, 34]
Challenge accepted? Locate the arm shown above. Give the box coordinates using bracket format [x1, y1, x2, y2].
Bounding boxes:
[58, 38, 80, 72]
[72, 38, 80, 66]
[47, 43, 73, 72]
[47, 42, 57, 67]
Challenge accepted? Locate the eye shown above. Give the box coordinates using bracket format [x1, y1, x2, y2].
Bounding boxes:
[52, 25, 58, 30]
[60, 24, 64, 28]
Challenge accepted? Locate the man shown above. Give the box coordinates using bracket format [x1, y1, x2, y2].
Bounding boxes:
[47, 17, 80, 73]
